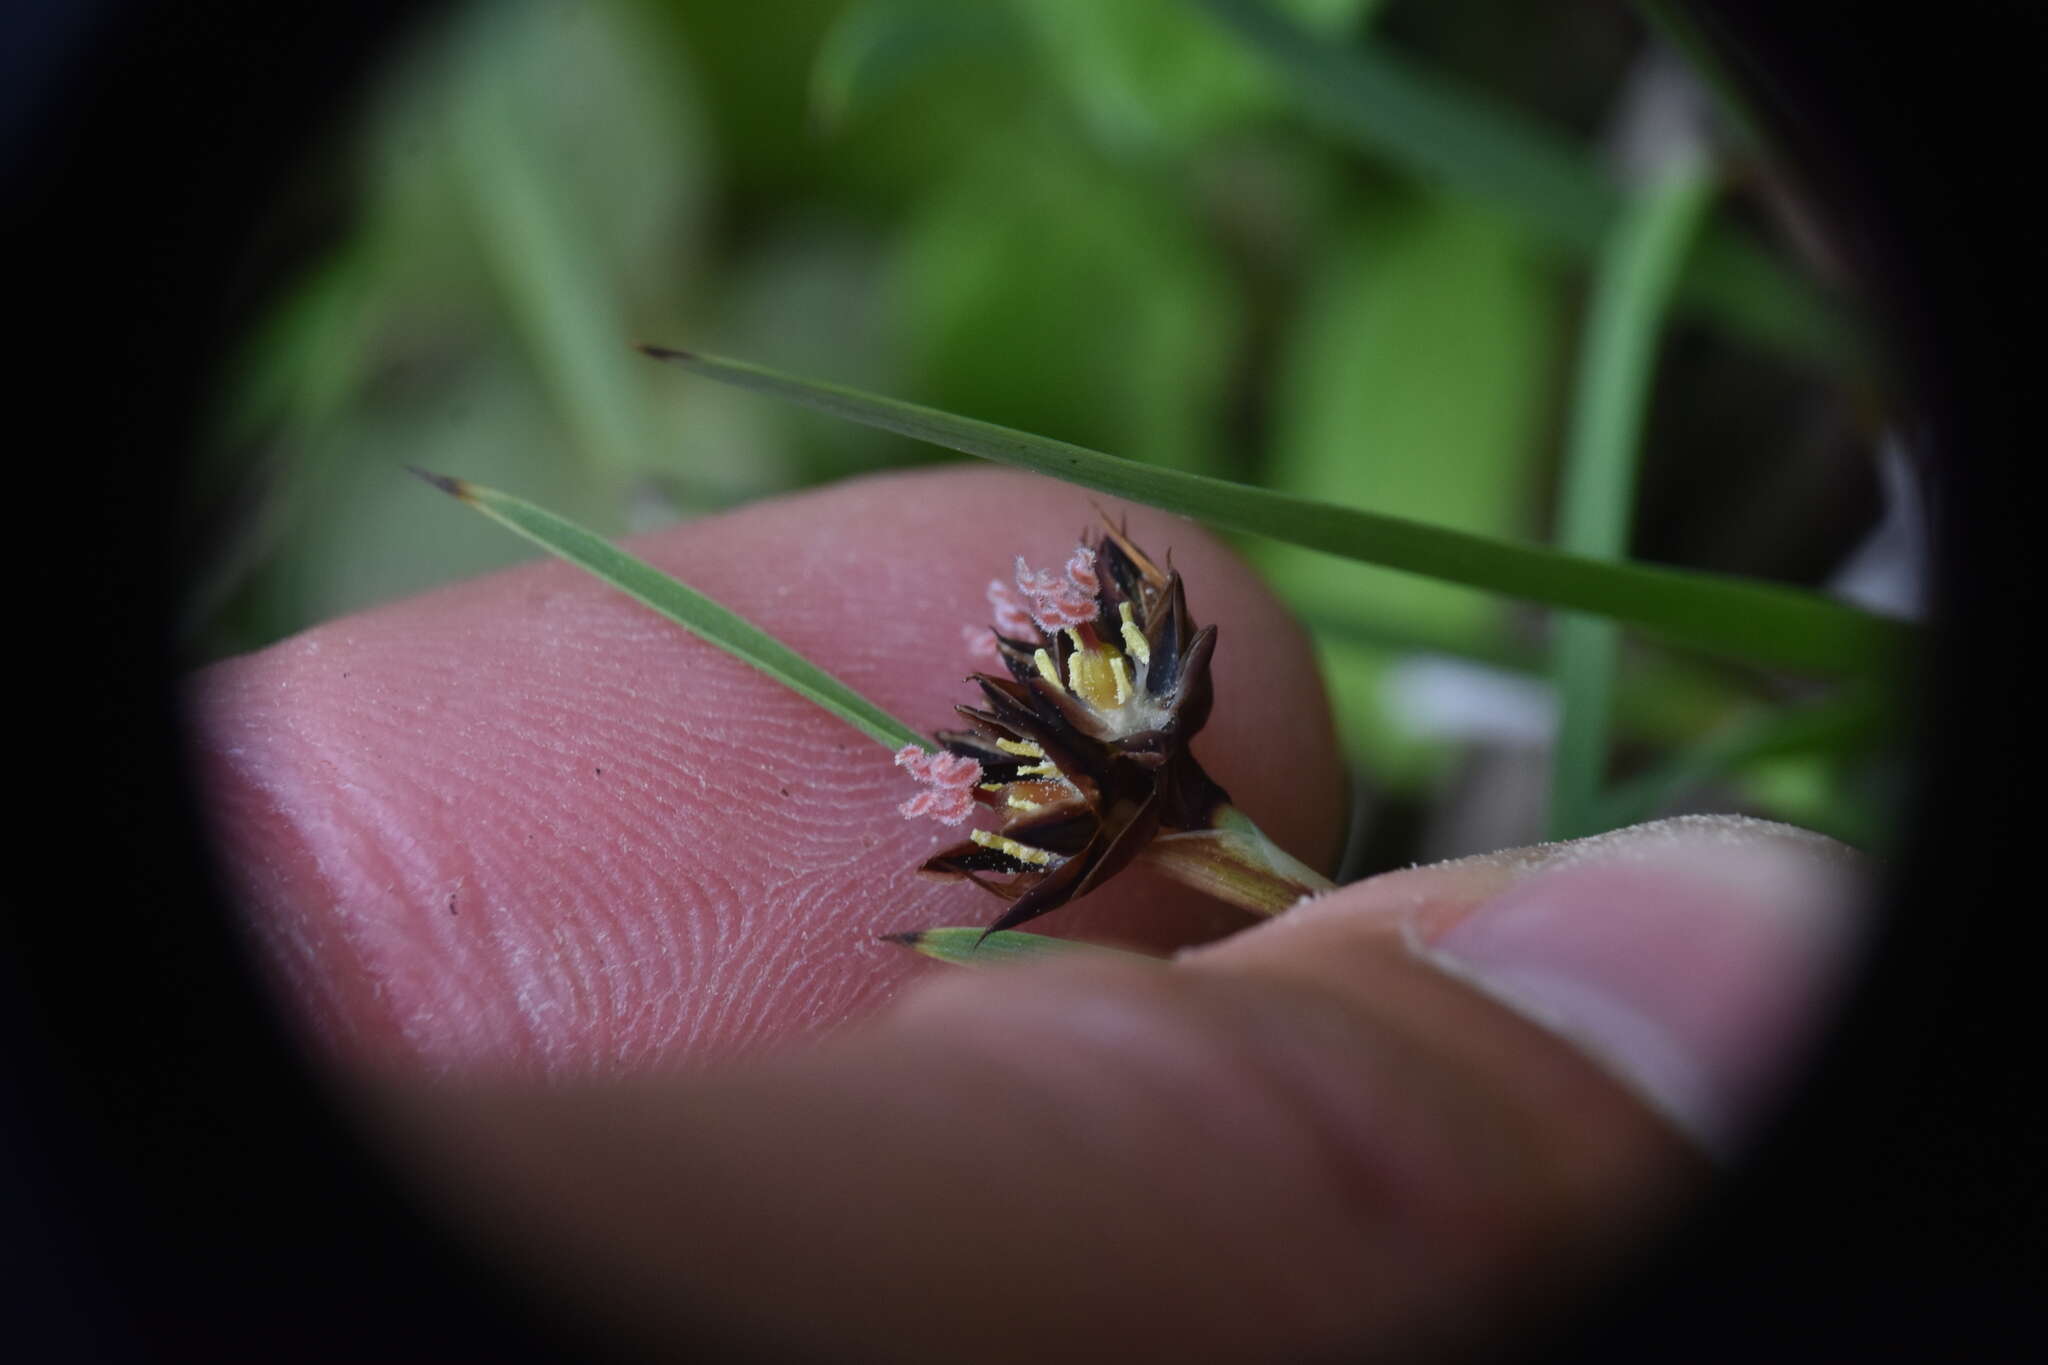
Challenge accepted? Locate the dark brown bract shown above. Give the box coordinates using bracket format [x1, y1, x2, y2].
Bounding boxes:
[896, 522, 1232, 935]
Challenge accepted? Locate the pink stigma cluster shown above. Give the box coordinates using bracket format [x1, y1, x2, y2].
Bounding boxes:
[895, 745, 981, 825]
[902, 544, 1109, 828]
[1014, 546, 1099, 632]
[987, 577, 1040, 641]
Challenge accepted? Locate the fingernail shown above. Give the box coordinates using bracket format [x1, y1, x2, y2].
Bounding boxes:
[1419, 817, 1867, 1157]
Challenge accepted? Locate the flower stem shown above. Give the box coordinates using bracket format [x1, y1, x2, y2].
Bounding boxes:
[1139, 805, 1335, 916]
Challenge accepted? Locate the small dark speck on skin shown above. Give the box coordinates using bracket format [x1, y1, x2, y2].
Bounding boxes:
[447, 893, 458, 916]
[780, 787, 790, 797]
[595, 766, 604, 775]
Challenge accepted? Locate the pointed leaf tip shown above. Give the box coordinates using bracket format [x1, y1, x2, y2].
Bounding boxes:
[880, 925, 1159, 967]
[407, 466, 470, 499]
[641, 347, 1911, 675]
[636, 342, 696, 363]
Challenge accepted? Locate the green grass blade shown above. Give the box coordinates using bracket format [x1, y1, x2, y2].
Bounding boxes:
[1549, 163, 1718, 840]
[448, 31, 661, 485]
[1188, 0, 1864, 375]
[881, 927, 1158, 967]
[413, 470, 929, 751]
[638, 345, 1913, 676]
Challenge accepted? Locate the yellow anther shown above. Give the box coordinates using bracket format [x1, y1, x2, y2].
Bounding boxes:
[1118, 601, 1151, 665]
[995, 738, 1046, 758]
[1033, 648, 1065, 691]
[1016, 762, 1058, 777]
[1004, 792, 1043, 812]
[1109, 655, 1133, 707]
[1062, 628, 1122, 709]
[970, 828, 1054, 866]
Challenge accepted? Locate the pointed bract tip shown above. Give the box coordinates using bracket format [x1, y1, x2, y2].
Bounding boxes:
[407, 466, 470, 499]
[635, 341, 696, 363]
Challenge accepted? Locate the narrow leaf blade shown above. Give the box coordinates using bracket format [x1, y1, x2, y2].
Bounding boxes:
[638, 346, 1915, 676]
[881, 927, 1158, 967]
[414, 470, 928, 751]
[1549, 163, 1718, 840]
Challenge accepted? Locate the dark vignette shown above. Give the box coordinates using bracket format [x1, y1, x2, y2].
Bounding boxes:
[6, 0, 2039, 1360]
[1543, 1, 2044, 1359]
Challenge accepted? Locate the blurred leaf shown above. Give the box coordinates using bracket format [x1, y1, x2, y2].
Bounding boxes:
[888, 127, 1244, 475]
[187, 244, 381, 641]
[361, 0, 708, 335]
[196, 0, 725, 656]
[1260, 194, 1557, 643]
[882, 927, 1156, 966]
[811, 0, 1018, 132]
[807, 9, 1040, 203]
[422, 472, 929, 751]
[1255, 192, 1556, 784]
[1191, 0, 1865, 375]
[1736, 752, 1889, 849]
[640, 345, 1914, 675]
[444, 0, 706, 487]
[647, 0, 850, 198]
[277, 353, 615, 630]
[661, 224, 907, 493]
[1597, 684, 1891, 830]
[1549, 162, 1716, 840]
[1012, 0, 1380, 153]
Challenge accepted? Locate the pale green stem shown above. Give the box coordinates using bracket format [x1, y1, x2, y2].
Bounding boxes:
[1140, 804, 1336, 916]
[1548, 162, 1717, 840]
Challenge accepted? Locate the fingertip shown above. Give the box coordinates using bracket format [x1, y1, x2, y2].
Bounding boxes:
[194, 466, 1342, 1067]
[1196, 815, 1871, 1158]
[385, 894, 1701, 1363]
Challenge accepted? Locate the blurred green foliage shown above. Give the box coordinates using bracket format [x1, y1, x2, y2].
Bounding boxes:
[196, 0, 1894, 851]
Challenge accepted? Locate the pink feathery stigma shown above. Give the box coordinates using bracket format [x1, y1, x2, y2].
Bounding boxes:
[987, 578, 1041, 642]
[1064, 545, 1100, 595]
[895, 744, 982, 825]
[1015, 547, 1098, 632]
[961, 623, 1003, 663]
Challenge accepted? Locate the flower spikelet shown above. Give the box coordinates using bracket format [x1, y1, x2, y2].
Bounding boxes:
[895, 520, 1233, 935]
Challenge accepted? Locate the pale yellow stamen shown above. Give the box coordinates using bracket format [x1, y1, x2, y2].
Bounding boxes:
[1109, 655, 1133, 706]
[1033, 648, 1065, 691]
[995, 738, 1045, 758]
[970, 828, 1054, 865]
[1118, 601, 1151, 666]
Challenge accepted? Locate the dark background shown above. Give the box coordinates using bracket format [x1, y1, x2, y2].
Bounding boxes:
[6, 0, 2040, 1358]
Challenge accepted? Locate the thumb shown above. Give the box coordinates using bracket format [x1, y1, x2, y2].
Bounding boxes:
[373, 815, 1866, 1363]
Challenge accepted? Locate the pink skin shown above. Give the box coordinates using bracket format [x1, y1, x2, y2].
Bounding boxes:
[191, 467, 1345, 1076]
[186, 465, 1869, 1360]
